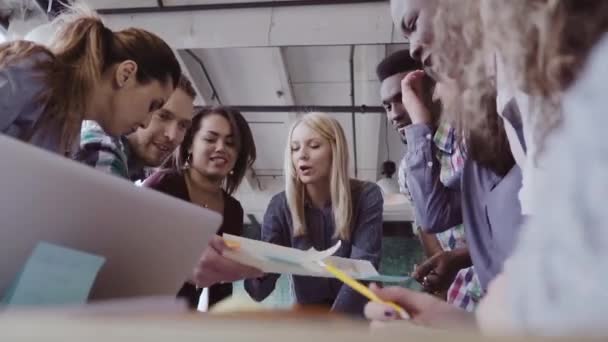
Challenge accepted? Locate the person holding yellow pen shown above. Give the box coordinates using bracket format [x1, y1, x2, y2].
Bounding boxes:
[244, 112, 384, 316]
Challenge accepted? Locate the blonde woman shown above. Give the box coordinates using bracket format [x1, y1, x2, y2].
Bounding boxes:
[0, 4, 180, 156]
[245, 112, 383, 316]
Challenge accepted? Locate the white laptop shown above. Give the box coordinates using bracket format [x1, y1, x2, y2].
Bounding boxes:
[0, 134, 222, 301]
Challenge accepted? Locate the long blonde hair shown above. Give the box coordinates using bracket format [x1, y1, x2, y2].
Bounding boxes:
[284, 112, 353, 241]
[0, 2, 180, 154]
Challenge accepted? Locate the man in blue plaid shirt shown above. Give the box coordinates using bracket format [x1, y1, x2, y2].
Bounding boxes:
[377, 51, 480, 311]
[76, 75, 196, 182]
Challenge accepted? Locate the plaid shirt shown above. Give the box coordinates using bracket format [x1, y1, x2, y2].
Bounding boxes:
[434, 123, 482, 312]
[399, 121, 481, 311]
[398, 121, 466, 250]
[432, 123, 467, 250]
[75, 121, 146, 182]
[447, 266, 482, 312]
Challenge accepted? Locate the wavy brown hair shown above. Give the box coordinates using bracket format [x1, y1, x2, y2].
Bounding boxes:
[482, 0, 608, 158]
[431, 0, 608, 161]
[430, 0, 494, 147]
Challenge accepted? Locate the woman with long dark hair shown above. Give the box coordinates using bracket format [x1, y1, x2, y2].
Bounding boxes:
[145, 106, 261, 310]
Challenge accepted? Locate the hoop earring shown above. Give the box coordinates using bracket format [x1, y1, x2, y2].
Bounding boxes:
[184, 153, 193, 169]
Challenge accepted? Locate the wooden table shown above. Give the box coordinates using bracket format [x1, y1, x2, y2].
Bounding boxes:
[0, 305, 587, 342]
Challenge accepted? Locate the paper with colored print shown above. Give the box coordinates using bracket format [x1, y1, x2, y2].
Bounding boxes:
[222, 234, 410, 282]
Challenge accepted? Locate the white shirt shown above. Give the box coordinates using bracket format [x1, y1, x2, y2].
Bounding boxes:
[504, 34, 608, 336]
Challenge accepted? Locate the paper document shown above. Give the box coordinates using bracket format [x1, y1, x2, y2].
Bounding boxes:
[222, 234, 409, 283]
[2, 242, 105, 306]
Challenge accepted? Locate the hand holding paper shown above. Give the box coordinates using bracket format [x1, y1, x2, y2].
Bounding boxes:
[193, 236, 263, 288]
[222, 234, 410, 317]
[222, 234, 410, 282]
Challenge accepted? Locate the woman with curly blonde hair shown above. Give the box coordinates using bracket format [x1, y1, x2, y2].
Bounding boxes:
[432, 0, 608, 213]
[366, 0, 608, 336]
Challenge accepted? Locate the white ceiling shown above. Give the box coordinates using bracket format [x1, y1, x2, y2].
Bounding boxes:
[185, 43, 406, 176]
[94, 0, 405, 49]
[87, 0, 311, 7]
[194, 47, 289, 106]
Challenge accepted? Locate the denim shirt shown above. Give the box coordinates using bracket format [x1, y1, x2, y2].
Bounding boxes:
[0, 49, 73, 154]
[403, 109, 525, 289]
[245, 180, 383, 316]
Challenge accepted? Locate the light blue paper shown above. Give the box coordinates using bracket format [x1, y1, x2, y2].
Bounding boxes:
[1, 269, 22, 305]
[360, 275, 413, 283]
[3, 242, 105, 306]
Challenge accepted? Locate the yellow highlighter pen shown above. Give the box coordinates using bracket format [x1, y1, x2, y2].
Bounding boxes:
[319, 261, 409, 319]
[223, 239, 240, 249]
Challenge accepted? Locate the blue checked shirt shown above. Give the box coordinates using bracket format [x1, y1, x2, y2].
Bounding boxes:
[75, 121, 147, 182]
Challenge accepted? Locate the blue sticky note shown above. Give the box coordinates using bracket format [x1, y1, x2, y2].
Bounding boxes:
[2, 242, 105, 306]
[1, 269, 22, 305]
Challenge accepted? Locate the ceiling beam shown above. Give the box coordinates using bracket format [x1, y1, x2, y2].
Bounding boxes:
[195, 105, 384, 113]
[352, 44, 386, 182]
[178, 49, 223, 106]
[172, 49, 207, 106]
[99, 2, 404, 49]
[184, 49, 224, 105]
[270, 46, 299, 122]
[97, 0, 387, 14]
[271, 47, 297, 108]
[239, 47, 298, 191]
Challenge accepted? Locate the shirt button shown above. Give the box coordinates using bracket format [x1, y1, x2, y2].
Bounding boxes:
[427, 162, 433, 168]
[426, 133, 432, 140]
